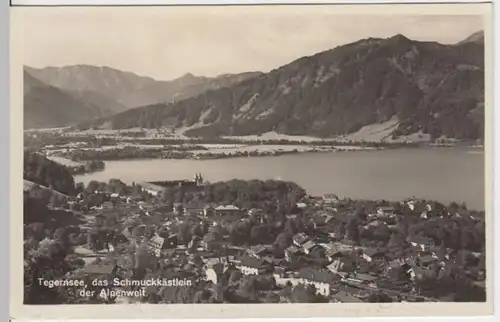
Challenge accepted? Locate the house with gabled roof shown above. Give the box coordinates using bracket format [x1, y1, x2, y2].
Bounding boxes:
[297, 268, 341, 297]
[148, 235, 166, 257]
[302, 240, 319, 254]
[98, 201, 113, 212]
[147, 233, 176, 257]
[323, 193, 340, 204]
[247, 244, 268, 258]
[325, 247, 345, 262]
[183, 202, 206, 216]
[343, 273, 378, 289]
[285, 245, 305, 262]
[136, 201, 153, 214]
[362, 248, 386, 263]
[238, 255, 270, 275]
[292, 232, 310, 247]
[408, 236, 435, 251]
[296, 202, 308, 209]
[376, 206, 397, 218]
[248, 208, 265, 221]
[327, 256, 355, 274]
[214, 205, 242, 216]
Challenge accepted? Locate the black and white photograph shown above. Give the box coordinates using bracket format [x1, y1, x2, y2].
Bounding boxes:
[11, 2, 493, 317]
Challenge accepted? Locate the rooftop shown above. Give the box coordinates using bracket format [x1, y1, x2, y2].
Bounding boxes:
[239, 255, 267, 269]
[184, 202, 207, 209]
[149, 235, 165, 249]
[139, 182, 166, 192]
[298, 268, 340, 284]
[409, 236, 435, 244]
[350, 273, 378, 282]
[250, 244, 267, 255]
[363, 248, 385, 257]
[302, 240, 317, 250]
[293, 233, 309, 245]
[215, 205, 240, 211]
[286, 245, 302, 254]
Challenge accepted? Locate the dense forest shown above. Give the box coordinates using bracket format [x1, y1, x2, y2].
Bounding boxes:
[24, 151, 76, 195]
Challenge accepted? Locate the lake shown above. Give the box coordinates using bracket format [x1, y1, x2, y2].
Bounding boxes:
[75, 148, 485, 210]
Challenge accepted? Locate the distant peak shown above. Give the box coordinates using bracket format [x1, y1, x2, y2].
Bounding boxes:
[457, 30, 484, 45]
[180, 72, 196, 79]
[388, 34, 411, 42]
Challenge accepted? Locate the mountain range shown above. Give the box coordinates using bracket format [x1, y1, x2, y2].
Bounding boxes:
[24, 31, 485, 141]
[24, 70, 114, 129]
[23, 65, 261, 129]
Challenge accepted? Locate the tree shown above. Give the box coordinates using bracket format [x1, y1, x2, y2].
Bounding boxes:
[54, 227, 71, 250]
[107, 179, 128, 195]
[388, 266, 410, 282]
[24, 239, 71, 304]
[191, 223, 207, 238]
[177, 222, 193, 246]
[250, 225, 268, 244]
[290, 284, 318, 303]
[388, 233, 404, 247]
[255, 275, 276, 291]
[355, 206, 367, 221]
[75, 182, 85, 194]
[24, 152, 76, 195]
[87, 180, 100, 193]
[229, 271, 243, 286]
[437, 226, 451, 247]
[203, 230, 223, 251]
[134, 243, 154, 276]
[87, 232, 98, 252]
[346, 218, 360, 244]
[229, 220, 252, 245]
[238, 276, 259, 302]
[193, 289, 213, 303]
[373, 225, 391, 243]
[273, 232, 292, 252]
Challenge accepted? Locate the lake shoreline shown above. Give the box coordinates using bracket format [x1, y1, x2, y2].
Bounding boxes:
[60, 146, 377, 162]
[74, 147, 485, 211]
[46, 143, 484, 163]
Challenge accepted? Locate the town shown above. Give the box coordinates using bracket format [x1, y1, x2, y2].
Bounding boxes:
[23, 151, 486, 305]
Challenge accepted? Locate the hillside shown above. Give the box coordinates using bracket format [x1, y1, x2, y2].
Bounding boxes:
[457, 30, 484, 46]
[23, 71, 114, 129]
[25, 65, 262, 109]
[82, 32, 485, 142]
[23, 179, 70, 199]
[23, 151, 75, 195]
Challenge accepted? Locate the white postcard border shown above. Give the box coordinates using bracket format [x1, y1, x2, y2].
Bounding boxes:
[8, 2, 496, 320]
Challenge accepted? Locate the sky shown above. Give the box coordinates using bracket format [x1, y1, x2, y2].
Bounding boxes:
[16, 6, 485, 81]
